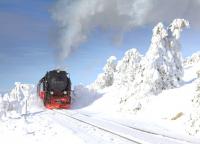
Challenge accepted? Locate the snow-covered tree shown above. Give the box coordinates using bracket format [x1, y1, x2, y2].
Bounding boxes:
[0, 83, 37, 120]
[184, 52, 200, 66]
[91, 56, 117, 89]
[143, 19, 189, 94]
[198, 70, 200, 78]
[114, 48, 142, 87]
[187, 71, 200, 135]
[167, 19, 189, 80]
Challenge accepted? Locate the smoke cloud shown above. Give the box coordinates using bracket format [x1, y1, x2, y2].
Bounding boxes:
[52, 0, 200, 60]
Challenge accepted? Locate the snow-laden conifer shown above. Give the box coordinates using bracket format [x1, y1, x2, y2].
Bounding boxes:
[114, 48, 142, 87]
[187, 70, 200, 135]
[91, 56, 117, 89]
[143, 19, 189, 94]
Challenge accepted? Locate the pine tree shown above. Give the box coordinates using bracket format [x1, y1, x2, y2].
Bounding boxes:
[114, 48, 142, 87]
[187, 71, 200, 135]
[91, 56, 117, 89]
[143, 19, 189, 94]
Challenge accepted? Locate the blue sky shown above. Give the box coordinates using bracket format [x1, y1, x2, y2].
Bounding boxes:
[0, 0, 199, 92]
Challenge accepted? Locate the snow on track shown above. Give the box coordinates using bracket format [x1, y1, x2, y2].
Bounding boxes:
[52, 110, 194, 144]
[49, 110, 138, 144]
[0, 108, 197, 144]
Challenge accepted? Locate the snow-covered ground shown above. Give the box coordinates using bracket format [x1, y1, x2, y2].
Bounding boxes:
[1, 19, 200, 143]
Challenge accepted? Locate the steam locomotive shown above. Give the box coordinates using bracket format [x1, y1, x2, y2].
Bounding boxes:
[37, 69, 71, 109]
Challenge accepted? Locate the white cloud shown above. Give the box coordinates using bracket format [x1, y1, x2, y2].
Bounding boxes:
[52, 0, 200, 60]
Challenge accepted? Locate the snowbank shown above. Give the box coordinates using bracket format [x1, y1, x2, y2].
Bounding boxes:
[0, 82, 43, 120]
[72, 85, 104, 109]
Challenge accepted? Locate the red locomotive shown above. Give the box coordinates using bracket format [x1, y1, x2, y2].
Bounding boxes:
[37, 69, 71, 109]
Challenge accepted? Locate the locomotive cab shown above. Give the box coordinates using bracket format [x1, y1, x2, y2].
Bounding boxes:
[37, 69, 71, 109]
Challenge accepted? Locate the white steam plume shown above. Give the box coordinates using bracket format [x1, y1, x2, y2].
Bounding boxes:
[52, 0, 200, 60]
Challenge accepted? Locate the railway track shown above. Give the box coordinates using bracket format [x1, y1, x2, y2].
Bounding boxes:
[52, 110, 195, 144]
[52, 110, 143, 144]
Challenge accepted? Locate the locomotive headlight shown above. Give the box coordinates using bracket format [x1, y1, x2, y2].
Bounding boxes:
[50, 91, 54, 95]
[63, 91, 67, 95]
